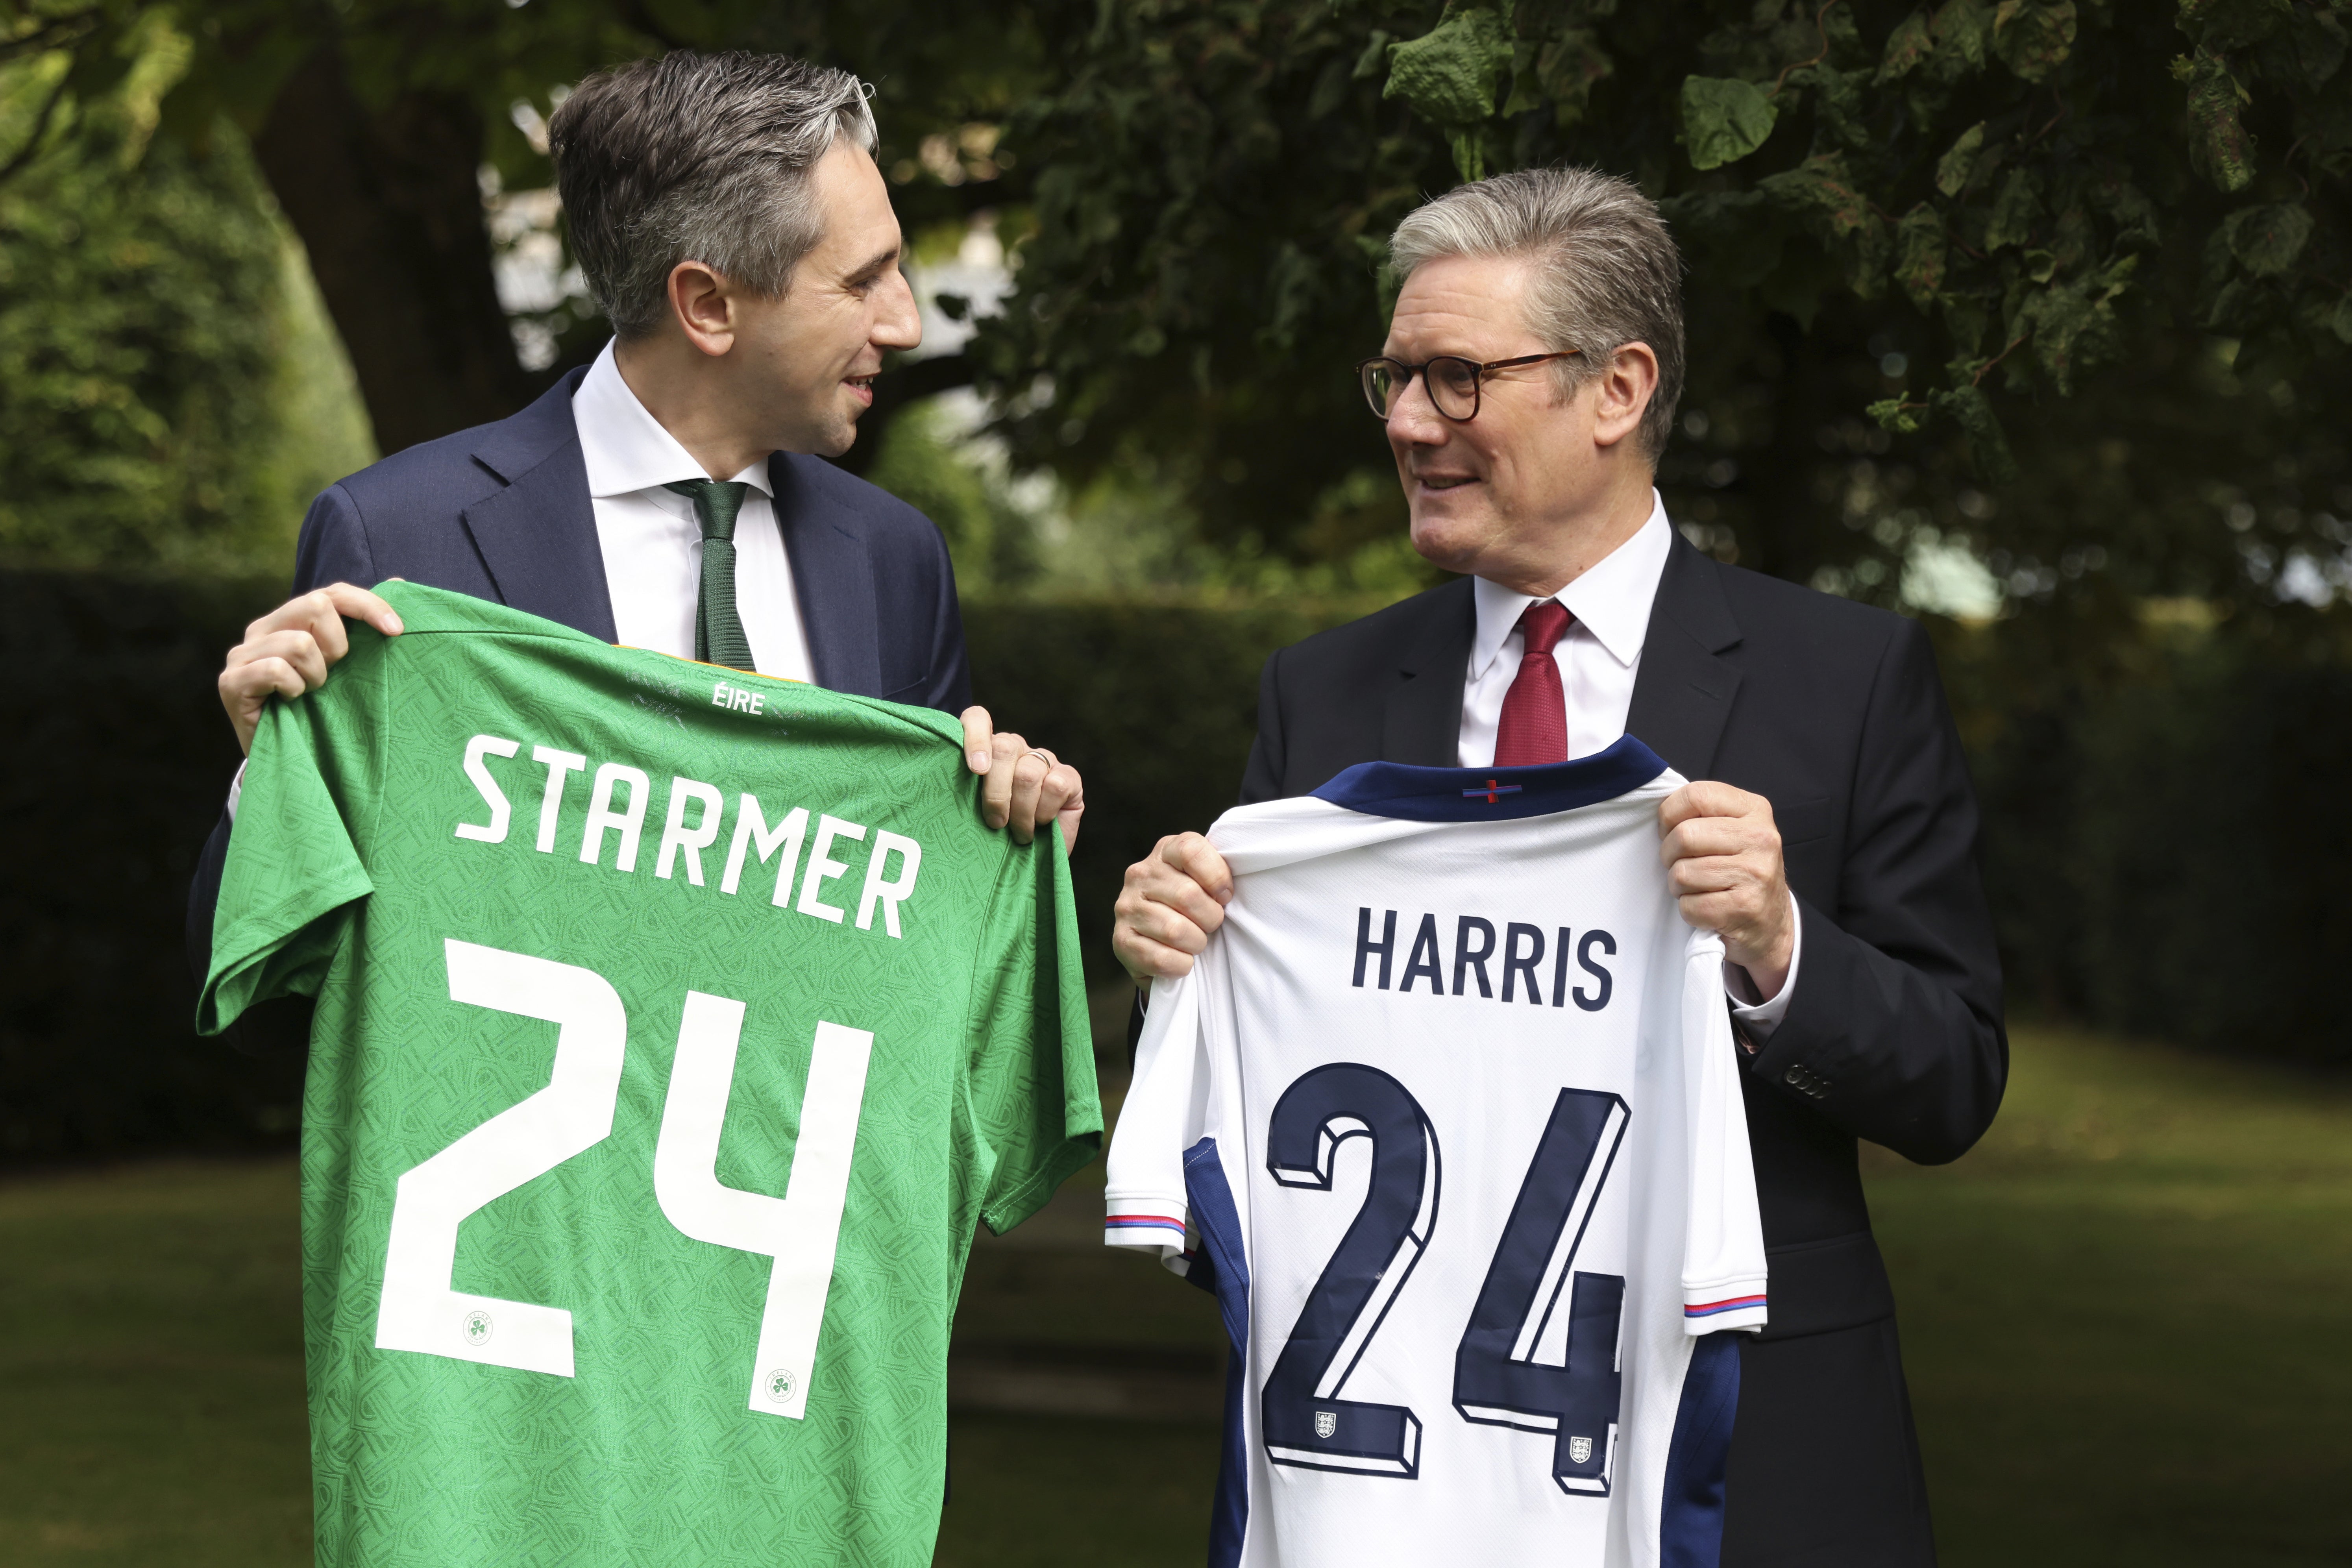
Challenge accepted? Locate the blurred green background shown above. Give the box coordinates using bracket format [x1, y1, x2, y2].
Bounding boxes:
[4, 1, 2350, 1562]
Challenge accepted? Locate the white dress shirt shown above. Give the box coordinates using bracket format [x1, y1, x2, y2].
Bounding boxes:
[573, 340, 815, 679]
[1457, 491, 1802, 1035]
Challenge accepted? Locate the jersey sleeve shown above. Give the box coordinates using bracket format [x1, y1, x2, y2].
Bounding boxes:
[1101, 968, 1205, 1278]
[1679, 929, 1770, 1334]
[963, 823, 1102, 1235]
[195, 632, 386, 1036]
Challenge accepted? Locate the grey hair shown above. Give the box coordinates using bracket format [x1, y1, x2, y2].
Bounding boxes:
[1388, 166, 1685, 459]
[551, 51, 879, 339]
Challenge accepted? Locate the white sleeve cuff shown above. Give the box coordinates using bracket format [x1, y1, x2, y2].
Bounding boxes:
[224, 759, 248, 825]
[1104, 1192, 1195, 1281]
[1724, 894, 1803, 1036]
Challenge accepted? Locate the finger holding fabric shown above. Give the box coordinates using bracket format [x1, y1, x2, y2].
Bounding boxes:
[961, 706, 1086, 849]
[1658, 779, 1795, 997]
[218, 583, 404, 754]
[1112, 833, 1233, 982]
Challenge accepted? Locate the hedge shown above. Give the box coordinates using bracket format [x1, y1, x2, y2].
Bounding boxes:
[0, 570, 303, 1161]
[0, 569, 2343, 1162]
[1957, 638, 2352, 1066]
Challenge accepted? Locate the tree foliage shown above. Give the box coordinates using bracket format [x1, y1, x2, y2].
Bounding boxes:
[10, 0, 2350, 619]
[0, 14, 297, 567]
[4, 0, 1045, 453]
[976, 0, 2352, 619]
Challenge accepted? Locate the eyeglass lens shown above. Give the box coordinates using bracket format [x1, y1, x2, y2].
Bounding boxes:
[1361, 357, 1484, 420]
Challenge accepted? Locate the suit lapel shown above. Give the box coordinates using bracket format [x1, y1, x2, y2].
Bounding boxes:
[1625, 537, 1743, 778]
[459, 370, 617, 642]
[770, 454, 882, 698]
[1382, 577, 1476, 765]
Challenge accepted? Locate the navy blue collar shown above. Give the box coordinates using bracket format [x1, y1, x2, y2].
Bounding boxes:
[1311, 734, 1670, 821]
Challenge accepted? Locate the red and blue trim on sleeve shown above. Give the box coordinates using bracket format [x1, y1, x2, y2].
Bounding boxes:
[1683, 1293, 1768, 1320]
[1106, 1213, 1187, 1238]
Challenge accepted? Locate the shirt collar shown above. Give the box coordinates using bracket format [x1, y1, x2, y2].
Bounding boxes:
[572, 339, 774, 500]
[1468, 491, 1676, 679]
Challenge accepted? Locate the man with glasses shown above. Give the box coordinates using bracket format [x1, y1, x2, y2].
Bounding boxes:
[1113, 167, 2003, 1565]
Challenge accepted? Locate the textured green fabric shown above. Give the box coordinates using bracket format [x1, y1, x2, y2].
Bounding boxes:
[664, 477, 756, 671]
[200, 582, 1099, 1568]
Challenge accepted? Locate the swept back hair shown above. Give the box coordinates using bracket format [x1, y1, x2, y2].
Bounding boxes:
[551, 51, 878, 339]
[1389, 166, 1686, 458]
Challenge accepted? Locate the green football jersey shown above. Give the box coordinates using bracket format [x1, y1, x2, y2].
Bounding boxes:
[199, 582, 1100, 1567]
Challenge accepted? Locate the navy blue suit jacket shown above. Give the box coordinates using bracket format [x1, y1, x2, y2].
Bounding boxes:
[189, 369, 971, 969]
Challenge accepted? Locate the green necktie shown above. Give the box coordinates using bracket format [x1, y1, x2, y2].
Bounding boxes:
[664, 478, 756, 672]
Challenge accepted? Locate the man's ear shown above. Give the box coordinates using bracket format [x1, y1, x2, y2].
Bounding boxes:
[668, 261, 736, 358]
[1589, 342, 1660, 449]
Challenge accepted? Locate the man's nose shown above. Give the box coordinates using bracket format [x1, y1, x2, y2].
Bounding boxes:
[1385, 370, 1449, 444]
[876, 269, 923, 351]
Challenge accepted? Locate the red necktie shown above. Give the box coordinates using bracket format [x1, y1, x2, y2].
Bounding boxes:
[1493, 600, 1573, 766]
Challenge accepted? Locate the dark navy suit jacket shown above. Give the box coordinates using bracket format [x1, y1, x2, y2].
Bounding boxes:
[188, 368, 971, 968]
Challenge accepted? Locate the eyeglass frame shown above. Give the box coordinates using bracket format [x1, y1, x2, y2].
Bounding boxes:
[1355, 350, 1584, 423]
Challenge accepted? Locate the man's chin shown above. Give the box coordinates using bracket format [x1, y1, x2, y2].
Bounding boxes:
[815, 414, 860, 460]
[1408, 504, 1492, 571]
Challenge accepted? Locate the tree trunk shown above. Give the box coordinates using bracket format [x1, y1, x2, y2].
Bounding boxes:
[249, 42, 534, 457]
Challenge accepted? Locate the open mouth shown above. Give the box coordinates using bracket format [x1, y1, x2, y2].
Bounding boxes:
[845, 374, 876, 408]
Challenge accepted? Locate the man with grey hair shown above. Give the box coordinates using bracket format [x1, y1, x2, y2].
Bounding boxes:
[194, 50, 1082, 956]
[1115, 166, 2001, 1564]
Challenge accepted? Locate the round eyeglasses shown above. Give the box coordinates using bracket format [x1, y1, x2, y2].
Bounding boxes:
[1356, 351, 1583, 422]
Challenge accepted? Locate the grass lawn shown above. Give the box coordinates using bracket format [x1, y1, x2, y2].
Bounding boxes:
[0, 1026, 2344, 1565]
[1868, 1029, 2352, 1566]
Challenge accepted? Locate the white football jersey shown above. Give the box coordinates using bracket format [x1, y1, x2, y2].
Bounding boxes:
[1105, 739, 1767, 1568]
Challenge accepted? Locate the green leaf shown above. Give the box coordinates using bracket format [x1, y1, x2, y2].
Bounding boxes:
[1760, 154, 1893, 297]
[2223, 202, 2315, 276]
[2278, 6, 2348, 86]
[1808, 67, 1872, 150]
[1680, 75, 1779, 170]
[1760, 154, 1873, 236]
[2333, 293, 2352, 346]
[1448, 128, 1488, 182]
[2175, 0, 2292, 54]
[1896, 205, 1947, 308]
[1936, 122, 1986, 196]
[1879, 11, 1936, 82]
[2091, 178, 2162, 251]
[1502, 41, 1543, 117]
[1933, 381, 2018, 482]
[1867, 396, 1929, 434]
[2015, 275, 2121, 394]
[1925, 0, 1996, 83]
[1993, 0, 2077, 82]
[2202, 276, 2263, 332]
[1385, 5, 1514, 130]
[1942, 294, 1991, 355]
[1536, 29, 1614, 129]
[1985, 168, 2043, 250]
[2175, 49, 2257, 191]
